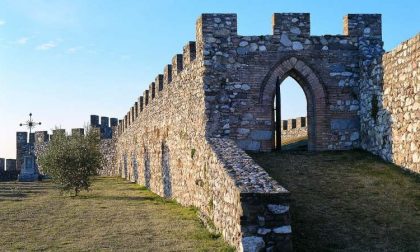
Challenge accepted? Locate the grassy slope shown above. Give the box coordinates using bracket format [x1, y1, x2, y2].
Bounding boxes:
[250, 150, 420, 251]
[0, 177, 233, 251]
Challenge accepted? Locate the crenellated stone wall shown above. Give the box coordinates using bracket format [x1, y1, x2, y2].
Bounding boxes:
[98, 138, 118, 176]
[201, 13, 379, 152]
[360, 33, 420, 174]
[0, 159, 18, 181]
[281, 116, 308, 144]
[18, 116, 119, 177]
[115, 14, 293, 250]
[111, 12, 395, 251]
[108, 12, 418, 251]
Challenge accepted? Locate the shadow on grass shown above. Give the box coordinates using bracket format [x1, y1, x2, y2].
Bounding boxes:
[0, 182, 51, 201]
[281, 139, 308, 151]
[250, 149, 420, 251]
[78, 195, 158, 202]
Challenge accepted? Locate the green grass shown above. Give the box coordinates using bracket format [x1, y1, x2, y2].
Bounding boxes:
[250, 149, 420, 251]
[0, 177, 234, 251]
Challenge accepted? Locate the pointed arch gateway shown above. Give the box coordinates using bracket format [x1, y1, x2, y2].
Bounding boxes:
[260, 57, 328, 151]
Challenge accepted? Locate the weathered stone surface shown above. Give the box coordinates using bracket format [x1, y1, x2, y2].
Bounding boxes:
[250, 130, 272, 141]
[292, 41, 303, 50]
[273, 225, 292, 234]
[360, 33, 420, 174]
[331, 119, 360, 130]
[242, 236, 265, 252]
[92, 12, 418, 251]
[267, 204, 290, 214]
[281, 116, 307, 143]
[280, 33, 292, 46]
[257, 228, 271, 235]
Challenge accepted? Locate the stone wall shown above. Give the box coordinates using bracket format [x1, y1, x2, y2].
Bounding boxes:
[16, 132, 29, 172]
[281, 117, 307, 143]
[112, 13, 395, 250]
[6, 159, 16, 171]
[360, 33, 420, 173]
[28, 118, 118, 176]
[201, 13, 382, 152]
[88, 116, 120, 176]
[98, 138, 118, 176]
[0, 158, 19, 181]
[115, 14, 292, 250]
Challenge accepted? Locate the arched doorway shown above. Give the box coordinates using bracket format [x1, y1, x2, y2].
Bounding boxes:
[261, 57, 328, 151]
[273, 76, 308, 150]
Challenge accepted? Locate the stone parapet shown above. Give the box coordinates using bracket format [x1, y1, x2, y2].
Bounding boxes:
[281, 117, 308, 143]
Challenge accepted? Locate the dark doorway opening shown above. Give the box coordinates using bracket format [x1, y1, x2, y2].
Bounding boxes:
[273, 75, 308, 151]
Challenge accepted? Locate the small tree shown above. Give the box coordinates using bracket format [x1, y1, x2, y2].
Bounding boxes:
[38, 127, 102, 196]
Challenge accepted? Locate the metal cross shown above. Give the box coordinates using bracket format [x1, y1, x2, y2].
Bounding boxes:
[19, 113, 42, 136]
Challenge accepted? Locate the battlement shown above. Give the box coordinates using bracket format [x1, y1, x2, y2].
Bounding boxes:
[35, 131, 49, 144]
[90, 115, 118, 139]
[183, 41, 196, 65]
[139, 96, 144, 112]
[282, 117, 307, 131]
[196, 13, 238, 40]
[131, 106, 135, 122]
[344, 14, 382, 38]
[0, 158, 18, 180]
[71, 128, 84, 136]
[155, 74, 164, 94]
[0, 158, 4, 171]
[134, 102, 139, 118]
[197, 12, 380, 39]
[272, 13, 310, 36]
[5, 159, 16, 171]
[149, 82, 156, 100]
[163, 65, 172, 85]
[117, 12, 383, 137]
[172, 54, 183, 77]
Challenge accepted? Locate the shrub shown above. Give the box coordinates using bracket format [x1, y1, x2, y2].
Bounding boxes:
[38, 127, 102, 196]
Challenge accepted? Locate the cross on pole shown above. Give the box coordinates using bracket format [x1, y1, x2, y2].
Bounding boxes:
[19, 113, 42, 136]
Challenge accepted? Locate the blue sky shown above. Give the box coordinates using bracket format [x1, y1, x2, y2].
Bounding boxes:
[0, 0, 419, 159]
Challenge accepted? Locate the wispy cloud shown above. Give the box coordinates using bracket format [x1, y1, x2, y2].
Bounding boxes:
[36, 40, 58, 50]
[16, 37, 29, 45]
[0, 20, 5, 26]
[66, 46, 83, 54]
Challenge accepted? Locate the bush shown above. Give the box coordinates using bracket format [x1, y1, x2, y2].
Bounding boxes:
[38, 127, 102, 196]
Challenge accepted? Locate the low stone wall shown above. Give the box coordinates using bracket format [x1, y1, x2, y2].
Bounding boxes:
[0, 170, 19, 181]
[360, 33, 420, 174]
[210, 138, 292, 251]
[281, 127, 307, 143]
[0, 158, 18, 181]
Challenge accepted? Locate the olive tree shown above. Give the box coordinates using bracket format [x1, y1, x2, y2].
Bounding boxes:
[38, 127, 103, 196]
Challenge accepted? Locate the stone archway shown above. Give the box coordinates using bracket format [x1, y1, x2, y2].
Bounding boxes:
[260, 57, 328, 151]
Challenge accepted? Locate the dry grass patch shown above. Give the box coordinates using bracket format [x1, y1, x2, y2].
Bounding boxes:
[250, 150, 420, 251]
[0, 177, 233, 251]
